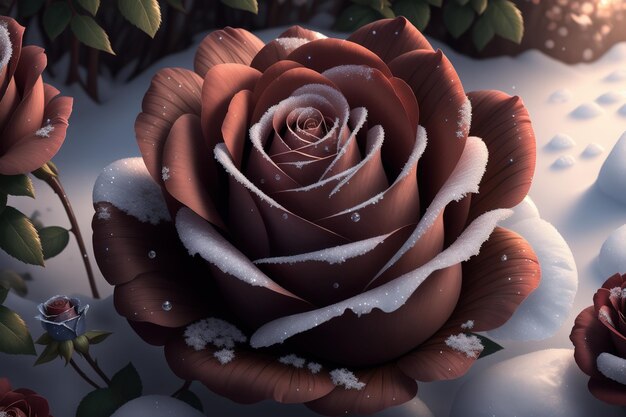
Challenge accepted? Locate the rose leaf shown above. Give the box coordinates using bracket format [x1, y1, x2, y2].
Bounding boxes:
[0, 174, 35, 198]
[470, 0, 487, 14]
[43, 2, 72, 40]
[76, 389, 121, 417]
[0, 207, 44, 266]
[485, 0, 523, 44]
[77, 0, 100, 16]
[70, 15, 115, 55]
[394, 0, 431, 31]
[0, 270, 29, 298]
[0, 283, 7, 304]
[17, 0, 44, 17]
[335, 4, 380, 31]
[39, 226, 70, 260]
[34, 341, 60, 365]
[165, 0, 186, 12]
[117, 0, 162, 38]
[110, 362, 143, 402]
[173, 389, 204, 412]
[84, 330, 113, 345]
[0, 304, 36, 355]
[220, 0, 258, 14]
[443, 1, 475, 38]
[472, 15, 495, 51]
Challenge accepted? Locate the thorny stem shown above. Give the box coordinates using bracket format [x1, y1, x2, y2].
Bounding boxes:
[83, 351, 111, 386]
[69, 359, 101, 390]
[43, 174, 100, 299]
[171, 380, 192, 398]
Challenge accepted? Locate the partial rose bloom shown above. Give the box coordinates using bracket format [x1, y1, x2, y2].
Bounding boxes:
[35, 296, 88, 341]
[571, 273, 626, 405]
[93, 17, 540, 415]
[0, 378, 53, 417]
[0, 16, 72, 175]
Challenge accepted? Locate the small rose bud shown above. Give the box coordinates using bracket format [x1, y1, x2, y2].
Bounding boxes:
[35, 295, 89, 341]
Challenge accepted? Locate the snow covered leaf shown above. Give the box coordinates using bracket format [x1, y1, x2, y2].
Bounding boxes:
[0, 304, 36, 355]
[0, 207, 44, 266]
[0, 175, 35, 198]
[117, 0, 162, 38]
[70, 15, 115, 55]
[39, 226, 70, 260]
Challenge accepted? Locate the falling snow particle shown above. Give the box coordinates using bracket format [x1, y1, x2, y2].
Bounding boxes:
[445, 333, 484, 358]
[330, 369, 366, 390]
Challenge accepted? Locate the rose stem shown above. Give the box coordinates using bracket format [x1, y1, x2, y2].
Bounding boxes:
[171, 380, 192, 397]
[69, 358, 101, 389]
[42, 174, 100, 299]
[82, 351, 111, 386]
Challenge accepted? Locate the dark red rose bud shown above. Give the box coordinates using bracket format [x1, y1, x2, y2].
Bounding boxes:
[0, 378, 53, 417]
[44, 297, 77, 319]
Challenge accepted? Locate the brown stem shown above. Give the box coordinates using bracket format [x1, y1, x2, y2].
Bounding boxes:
[83, 351, 111, 386]
[86, 48, 100, 102]
[66, 36, 81, 86]
[171, 380, 192, 397]
[69, 359, 101, 390]
[43, 175, 100, 299]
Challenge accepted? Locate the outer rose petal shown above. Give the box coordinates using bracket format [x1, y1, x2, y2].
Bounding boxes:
[306, 364, 418, 416]
[279, 25, 326, 41]
[221, 89, 253, 169]
[194, 27, 264, 77]
[251, 60, 303, 104]
[0, 77, 18, 134]
[250, 38, 310, 73]
[347, 17, 433, 64]
[164, 336, 335, 404]
[571, 306, 615, 378]
[466, 90, 536, 221]
[588, 376, 626, 405]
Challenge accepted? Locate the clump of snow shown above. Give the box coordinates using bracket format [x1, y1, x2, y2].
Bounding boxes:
[605, 69, 626, 82]
[184, 318, 247, 351]
[546, 133, 576, 150]
[618, 104, 626, 116]
[548, 88, 572, 103]
[456, 98, 472, 139]
[213, 348, 235, 365]
[110, 395, 205, 417]
[581, 143, 604, 158]
[161, 166, 170, 181]
[460, 320, 474, 330]
[451, 349, 624, 417]
[598, 224, 626, 276]
[329, 369, 366, 390]
[0, 23, 11, 71]
[308, 362, 322, 374]
[35, 125, 55, 138]
[570, 102, 605, 119]
[597, 132, 626, 205]
[278, 354, 306, 368]
[597, 353, 626, 385]
[598, 306, 615, 327]
[552, 155, 576, 169]
[596, 91, 626, 105]
[176, 208, 273, 288]
[93, 158, 171, 225]
[96, 206, 111, 220]
[445, 333, 483, 358]
[323, 65, 374, 81]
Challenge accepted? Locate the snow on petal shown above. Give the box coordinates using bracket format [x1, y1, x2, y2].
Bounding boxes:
[213, 349, 235, 365]
[0, 22, 11, 71]
[183, 317, 247, 351]
[278, 354, 306, 368]
[329, 368, 366, 390]
[35, 125, 55, 138]
[445, 333, 483, 358]
[457, 98, 472, 139]
[597, 353, 626, 385]
[275, 37, 310, 52]
[93, 158, 171, 225]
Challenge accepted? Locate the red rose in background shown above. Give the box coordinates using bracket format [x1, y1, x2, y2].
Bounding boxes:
[0, 378, 53, 417]
[93, 17, 540, 415]
[0, 16, 72, 175]
[571, 273, 626, 405]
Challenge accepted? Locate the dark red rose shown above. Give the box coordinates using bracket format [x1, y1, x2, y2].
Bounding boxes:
[93, 17, 540, 415]
[571, 273, 626, 405]
[43, 297, 77, 320]
[0, 378, 53, 417]
[36, 296, 88, 341]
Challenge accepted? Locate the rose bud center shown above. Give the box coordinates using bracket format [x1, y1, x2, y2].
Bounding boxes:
[45, 297, 78, 321]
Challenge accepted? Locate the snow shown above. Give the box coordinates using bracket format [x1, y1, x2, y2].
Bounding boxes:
[307, 362, 322, 374]
[581, 143, 604, 158]
[445, 334, 483, 358]
[570, 102, 605, 119]
[35, 125, 55, 138]
[322, 64, 374, 81]
[597, 131, 626, 205]
[596, 91, 626, 105]
[456, 98, 472, 139]
[619, 104, 626, 116]
[93, 158, 171, 225]
[183, 317, 247, 351]
[605, 69, 626, 82]
[598, 224, 626, 276]
[548, 88, 572, 103]
[110, 395, 205, 417]
[329, 369, 366, 390]
[460, 320, 474, 330]
[213, 349, 235, 365]
[278, 354, 306, 368]
[0, 22, 11, 71]
[552, 154, 576, 168]
[597, 353, 626, 385]
[546, 133, 576, 150]
[274, 37, 310, 52]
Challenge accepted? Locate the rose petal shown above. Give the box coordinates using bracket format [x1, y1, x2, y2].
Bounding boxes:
[250, 38, 311, 73]
[347, 16, 432, 64]
[162, 113, 225, 228]
[135, 68, 203, 183]
[306, 364, 418, 416]
[466, 90, 536, 221]
[222, 89, 253, 169]
[0, 76, 18, 134]
[194, 27, 264, 77]
[165, 336, 335, 404]
[0, 378, 11, 395]
[389, 77, 419, 133]
[588, 376, 626, 406]
[279, 25, 326, 41]
[128, 320, 179, 346]
[251, 59, 303, 104]
[389, 49, 469, 206]
[571, 306, 615, 378]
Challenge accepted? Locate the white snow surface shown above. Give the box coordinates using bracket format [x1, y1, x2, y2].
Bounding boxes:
[597, 353, 626, 385]
[546, 133, 577, 150]
[553, 154, 576, 168]
[0, 23, 11, 71]
[597, 131, 626, 205]
[570, 102, 605, 119]
[110, 395, 205, 417]
[598, 224, 626, 276]
[582, 143, 605, 158]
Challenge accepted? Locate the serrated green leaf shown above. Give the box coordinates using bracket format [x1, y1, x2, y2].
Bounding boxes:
[0, 207, 44, 266]
[35, 332, 53, 345]
[84, 330, 112, 344]
[485, 0, 523, 43]
[394, 0, 430, 30]
[73, 335, 90, 355]
[17, 0, 44, 17]
[71, 15, 115, 55]
[59, 339, 74, 364]
[0, 304, 36, 355]
[77, 0, 100, 15]
[76, 388, 120, 417]
[0, 270, 28, 297]
[472, 15, 495, 50]
[380, 5, 395, 18]
[0, 175, 35, 198]
[35, 340, 60, 365]
[173, 389, 203, 412]
[471, 0, 487, 14]
[334, 4, 380, 32]
[427, 0, 442, 7]
[0, 284, 7, 304]
[117, 0, 162, 38]
[443, 2, 475, 38]
[43, 2, 72, 40]
[220, 0, 258, 14]
[39, 226, 70, 260]
[471, 333, 504, 358]
[165, 0, 186, 12]
[110, 363, 143, 401]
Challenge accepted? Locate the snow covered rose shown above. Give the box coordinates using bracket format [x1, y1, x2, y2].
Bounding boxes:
[0, 16, 72, 175]
[93, 17, 540, 415]
[35, 296, 88, 341]
[571, 273, 626, 405]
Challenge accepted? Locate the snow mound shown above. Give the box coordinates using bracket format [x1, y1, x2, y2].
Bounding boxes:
[0, 23, 11, 71]
[552, 155, 576, 169]
[581, 143, 604, 158]
[597, 131, 626, 205]
[93, 158, 170, 225]
[596, 91, 626, 105]
[450, 349, 624, 417]
[605, 69, 626, 82]
[110, 395, 205, 417]
[492, 197, 577, 341]
[597, 353, 626, 385]
[570, 102, 605, 119]
[548, 88, 572, 103]
[598, 224, 626, 276]
[546, 133, 576, 150]
[619, 104, 626, 116]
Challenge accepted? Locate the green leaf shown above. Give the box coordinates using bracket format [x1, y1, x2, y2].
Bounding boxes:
[165, 0, 186, 12]
[472, 15, 495, 50]
[110, 363, 143, 401]
[35, 341, 60, 365]
[0, 175, 35, 198]
[443, 2, 475, 38]
[59, 339, 74, 364]
[0, 207, 44, 266]
[17, 0, 44, 17]
[220, 0, 258, 14]
[0, 270, 28, 297]
[426, 0, 442, 7]
[117, 0, 162, 38]
[471, 0, 488, 14]
[379, 5, 395, 18]
[334, 4, 380, 32]
[0, 193, 6, 214]
[173, 389, 203, 412]
[485, 0, 523, 43]
[394, 0, 430, 31]
[73, 335, 90, 355]
[76, 388, 121, 417]
[455, 0, 471, 5]
[77, 0, 100, 15]
[84, 330, 112, 344]
[71, 15, 115, 55]
[0, 284, 7, 304]
[35, 332, 53, 346]
[43, 2, 72, 40]
[39, 226, 70, 260]
[471, 333, 504, 358]
[0, 304, 36, 355]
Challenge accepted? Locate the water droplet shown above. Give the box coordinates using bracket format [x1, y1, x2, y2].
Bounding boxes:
[148, 250, 156, 259]
[162, 301, 172, 311]
[282, 213, 288, 220]
[260, 178, 265, 184]
[501, 254, 508, 261]
[372, 30, 377, 35]
[275, 174, 281, 181]
[333, 282, 339, 289]
[350, 212, 361, 223]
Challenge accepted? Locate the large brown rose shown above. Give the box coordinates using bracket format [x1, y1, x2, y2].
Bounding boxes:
[571, 273, 626, 405]
[0, 16, 72, 175]
[93, 17, 540, 415]
[0, 378, 53, 417]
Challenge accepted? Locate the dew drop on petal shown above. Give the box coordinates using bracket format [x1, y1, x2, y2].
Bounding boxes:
[148, 250, 156, 259]
[501, 254, 508, 261]
[350, 212, 361, 223]
[162, 301, 172, 311]
[275, 174, 281, 181]
[333, 282, 340, 289]
[282, 213, 289, 220]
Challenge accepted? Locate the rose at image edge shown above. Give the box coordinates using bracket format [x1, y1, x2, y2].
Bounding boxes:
[0, 377, 53, 417]
[92, 17, 540, 415]
[571, 273, 626, 405]
[35, 296, 88, 341]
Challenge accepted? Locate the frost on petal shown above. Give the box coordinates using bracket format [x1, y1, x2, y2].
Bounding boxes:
[461, 320, 475, 330]
[35, 124, 55, 138]
[308, 362, 322, 374]
[457, 98, 472, 139]
[329, 369, 366, 390]
[445, 333, 483, 358]
[213, 348, 235, 365]
[275, 37, 310, 51]
[0, 22, 12, 71]
[93, 158, 171, 225]
[183, 318, 247, 351]
[278, 354, 306, 368]
[96, 206, 111, 220]
[161, 166, 170, 181]
[598, 306, 615, 328]
[597, 353, 626, 385]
